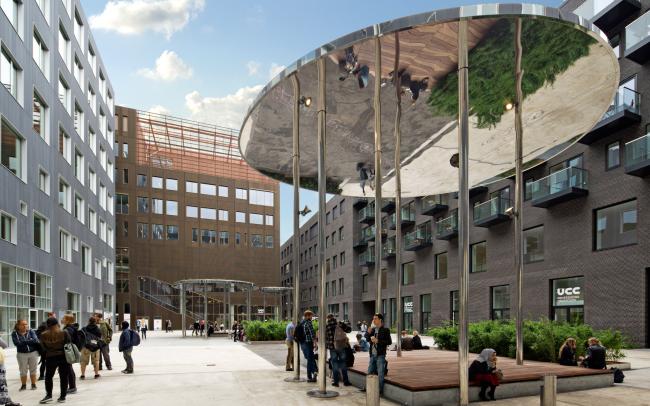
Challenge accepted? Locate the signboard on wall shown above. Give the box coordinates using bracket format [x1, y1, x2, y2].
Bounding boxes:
[553, 276, 584, 307]
[257, 308, 265, 315]
[153, 318, 162, 331]
[404, 302, 414, 313]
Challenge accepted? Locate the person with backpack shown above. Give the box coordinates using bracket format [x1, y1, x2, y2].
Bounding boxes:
[285, 321, 294, 371]
[325, 314, 352, 387]
[61, 314, 79, 394]
[79, 317, 102, 380]
[39, 317, 71, 404]
[95, 314, 113, 371]
[295, 310, 317, 383]
[119, 321, 139, 374]
[11, 319, 40, 391]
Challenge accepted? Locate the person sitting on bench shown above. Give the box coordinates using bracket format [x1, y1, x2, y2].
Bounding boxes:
[469, 348, 500, 401]
[581, 337, 606, 369]
[558, 337, 578, 366]
[399, 331, 413, 351]
[411, 330, 429, 350]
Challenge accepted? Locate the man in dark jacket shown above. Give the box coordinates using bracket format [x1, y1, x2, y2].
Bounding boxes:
[80, 317, 103, 379]
[582, 337, 607, 369]
[119, 321, 135, 374]
[364, 313, 392, 395]
[325, 314, 352, 387]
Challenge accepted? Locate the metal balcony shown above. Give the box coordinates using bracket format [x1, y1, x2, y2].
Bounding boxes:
[473, 197, 512, 227]
[530, 167, 589, 208]
[453, 186, 488, 199]
[404, 222, 433, 251]
[358, 201, 376, 224]
[382, 237, 396, 259]
[381, 198, 395, 213]
[435, 212, 458, 240]
[361, 224, 386, 242]
[625, 10, 650, 64]
[358, 249, 375, 266]
[421, 195, 448, 216]
[574, 0, 641, 33]
[625, 133, 650, 177]
[580, 87, 641, 144]
[382, 207, 415, 230]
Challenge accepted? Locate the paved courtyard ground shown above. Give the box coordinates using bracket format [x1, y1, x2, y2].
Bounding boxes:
[2, 331, 649, 405]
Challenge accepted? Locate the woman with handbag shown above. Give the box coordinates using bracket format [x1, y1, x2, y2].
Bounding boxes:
[468, 348, 501, 401]
[39, 317, 71, 404]
[11, 319, 40, 391]
[61, 314, 79, 393]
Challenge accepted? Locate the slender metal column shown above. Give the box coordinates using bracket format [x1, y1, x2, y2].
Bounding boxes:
[514, 17, 525, 366]
[226, 283, 231, 328]
[223, 284, 226, 328]
[457, 19, 470, 406]
[247, 286, 252, 322]
[180, 282, 186, 338]
[263, 292, 266, 320]
[307, 56, 338, 399]
[393, 32, 403, 357]
[373, 36, 383, 315]
[204, 281, 208, 340]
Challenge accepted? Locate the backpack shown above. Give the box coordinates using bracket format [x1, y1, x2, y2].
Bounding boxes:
[334, 324, 348, 350]
[294, 322, 306, 343]
[611, 367, 625, 383]
[83, 328, 101, 352]
[64, 343, 81, 364]
[73, 328, 86, 350]
[103, 321, 114, 344]
[345, 344, 355, 368]
[130, 329, 141, 346]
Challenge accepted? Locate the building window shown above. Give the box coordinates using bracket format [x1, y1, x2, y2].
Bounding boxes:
[594, 200, 637, 250]
[74, 149, 84, 183]
[81, 245, 91, 275]
[219, 231, 229, 245]
[166, 178, 177, 191]
[89, 209, 96, 234]
[73, 55, 83, 88]
[0, 212, 16, 244]
[137, 197, 148, 213]
[265, 215, 274, 226]
[1, 0, 21, 33]
[236, 211, 246, 223]
[1, 47, 21, 101]
[123, 168, 129, 184]
[402, 262, 415, 286]
[58, 127, 71, 163]
[152, 176, 163, 189]
[33, 213, 49, 251]
[137, 223, 148, 239]
[606, 141, 620, 170]
[152, 198, 163, 214]
[218, 210, 228, 221]
[33, 29, 49, 79]
[552, 276, 584, 324]
[1, 119, 25, 179]
[116, 194, 129, 214]
[420, 294, 431, 332]
[250, 213, 263, 225]
[94, 259, 101, 279]
[88, 85, 96, 115]
[152, 224, 164, 240]
[251, 234, 263, 248]
[524, 226, 544, 263]
[435, 252, 447, 280]
[66, 292, 80, 323]
[58, 75, 70, 113]
[186, 206, 198, 218]
[249, 189, 274, 207]
[402, 296, 413, 330]
[265, 235, 274, 248]
[491, 285, 510, 320]
[362, 274, 368, 293]
[191, 228, 198, 243]
[201, 229, 216, 244]
[200, 183, 216, 196]
[99, 219, 106, 242]
[58, 178, 71, 212]
[340, 251, 346, 265]
[74, 194, 84, 223]
[470, 241, 487, 273]
[59, 229, 71, 261]
[186, 181, 198, 193]
[236, 188, 247, 200]
[38, 169, 49, 195]
[137, 174, 147, 187]
[33, 92, 48, 141]
[166, 200, 178, 216]
[450, 290, 459, 325]
[167, 225, 179, 240]
[524, 178, 534, 201]
[218, 185, 228, 197]
[200, 207, 216, 220]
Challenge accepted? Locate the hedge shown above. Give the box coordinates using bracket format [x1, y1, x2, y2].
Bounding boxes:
[427, 319, 628, 362]
[242, 320, 319, 341]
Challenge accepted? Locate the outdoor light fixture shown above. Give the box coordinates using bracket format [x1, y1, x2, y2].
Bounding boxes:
[505, 102, 514, 111]
[299, 96, 312, 107]
[505, 206, 515, 217]
[298, 205, 312, 216]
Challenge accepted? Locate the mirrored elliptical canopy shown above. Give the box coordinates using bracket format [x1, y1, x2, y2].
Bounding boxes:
[239, 4, 619, 197]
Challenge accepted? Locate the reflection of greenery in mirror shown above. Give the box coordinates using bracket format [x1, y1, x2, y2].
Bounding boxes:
[260, 170, 343, 194]
[427, 18, 596, 129]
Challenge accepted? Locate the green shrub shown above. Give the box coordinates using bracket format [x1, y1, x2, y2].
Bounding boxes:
[427, 319, 628, 363]
[242, 319, 320, 341]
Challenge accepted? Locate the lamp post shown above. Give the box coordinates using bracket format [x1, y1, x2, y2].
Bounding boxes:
[514, 17, 525, 366]
[393, 32, 403, 357]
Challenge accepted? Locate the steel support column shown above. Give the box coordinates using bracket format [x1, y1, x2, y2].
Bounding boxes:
[373, 35, 383, 315]
[457, 19, 470, 406]
[393, 32, 403, 357]
[204, 281, 208, 340]
[180, 282, 186, 338]
[514, 17, 525, 366]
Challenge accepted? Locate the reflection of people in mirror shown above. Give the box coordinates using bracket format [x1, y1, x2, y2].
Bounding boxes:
[338, 47, 370, 89]
[356, 163, 375, 196]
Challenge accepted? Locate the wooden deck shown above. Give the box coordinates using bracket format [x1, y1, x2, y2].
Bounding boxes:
[349, 349, 611, 391]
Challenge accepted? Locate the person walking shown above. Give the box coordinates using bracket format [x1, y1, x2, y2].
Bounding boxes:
[285, 321, 294, 371]
[0, 336, 21, 406]
[363, 313, 392, 395]
[199, 320, 205, 337]
[11, 320, 40, 391]
[140, 323, 147, 340]
[96, 314, 113, 371]
[193, 320, 200, 337]
[325, 314, 352, 387]
[79, 317, 102, 380]
[119, 321, 139, 374]
[165, 320, 172, 333]
[298, 310, 317, 383]
[39, 317, 71, 404]
[60, 315, 78, 395]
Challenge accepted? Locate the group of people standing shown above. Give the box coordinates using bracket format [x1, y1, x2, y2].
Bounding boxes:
[0, 314, 140, 405]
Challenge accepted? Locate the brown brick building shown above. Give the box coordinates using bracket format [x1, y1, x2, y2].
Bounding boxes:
[114, 106, 280, 330]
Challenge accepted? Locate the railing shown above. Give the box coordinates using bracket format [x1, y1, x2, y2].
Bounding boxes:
[383, 237, 396, 257]
[404, 222, 432, 250]
[600, 87, 641, 122]
[401, 205, 416, 222]
[574, 0, 617, 20]
[358, 201, 376, 222]
[382, 213, 396, 230]
[626, 10, 650, 50]
[473, 196, 511, 222]
[421, 195, 448, 212]
[625, 133, 650, 168]
[358, 249, 375, 265]
[361, 225, 375, 242]
[530, 167, 588, 201]
[137, 279, 203, 321]
[436, 213, 458, 237]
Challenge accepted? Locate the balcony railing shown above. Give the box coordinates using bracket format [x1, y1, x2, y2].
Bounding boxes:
[382, 207, 416, 230]
[473, 197, 512, 227]
[404, 222, 432, 251]
[360, 224, 385, 242]
[358, 201, 376, 224]
[382, 213, 395, 230]
[421, 195, 448, 216]
[625, 133, 650, 177]
[382, 237, 396, 259]
[574, 0, 641, 32]
[358, 249, 375, 266]
[530, 167, 589, 208]
[581, 87, 641, 144]
[625, 10, 650, 64]
[436, 212, 458, 240]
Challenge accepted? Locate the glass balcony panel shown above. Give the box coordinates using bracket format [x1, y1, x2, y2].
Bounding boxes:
[531, 167, 588, 201]
[436, 213, 458, 237]
[474, 196, 512, 223]
[626, 10, 650, 50]
[625, 133, 650, 176]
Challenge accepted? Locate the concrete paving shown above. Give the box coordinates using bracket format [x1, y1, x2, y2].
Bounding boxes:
[2, 331, 648, 405]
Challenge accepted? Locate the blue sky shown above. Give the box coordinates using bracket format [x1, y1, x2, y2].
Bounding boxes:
[81, 0, 560, 243]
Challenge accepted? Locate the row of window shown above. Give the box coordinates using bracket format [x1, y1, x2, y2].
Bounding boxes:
[301, 278, 345, 301]
[298, 251, 348, 281]
[133, 223, 274, 248]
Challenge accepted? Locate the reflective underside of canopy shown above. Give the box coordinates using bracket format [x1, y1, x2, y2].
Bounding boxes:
[239, 4, 619, 197]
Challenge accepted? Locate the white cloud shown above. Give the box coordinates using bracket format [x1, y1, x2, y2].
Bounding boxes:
[246, 61, 261, 76]
[148, 105, 170, 115]
[89, 0, 205, 40]
[137, 50, 193, 81]
[185, 86, 263, 129]
[268, 63, 285, 80]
